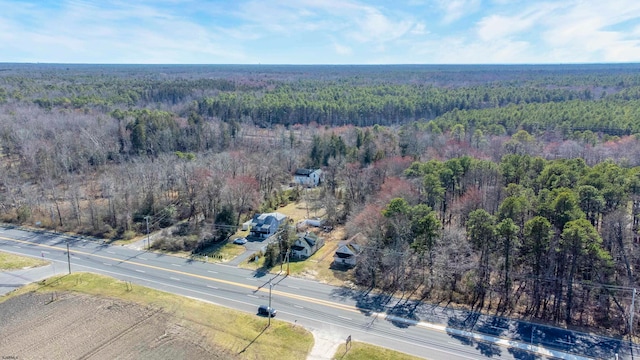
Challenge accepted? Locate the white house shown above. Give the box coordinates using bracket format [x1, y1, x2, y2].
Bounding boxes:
[291, 232, 324, 259]
[248, 212, 287, 239]
[333, 233, 364, 267]
[294, 168, 322, 187]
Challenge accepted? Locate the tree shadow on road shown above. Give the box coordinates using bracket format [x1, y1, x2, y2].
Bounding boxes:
[446, 312, 503, 358]
[329, 288, 421, 329]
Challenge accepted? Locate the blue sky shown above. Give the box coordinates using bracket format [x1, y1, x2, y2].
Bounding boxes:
[2, 0, 640, 64]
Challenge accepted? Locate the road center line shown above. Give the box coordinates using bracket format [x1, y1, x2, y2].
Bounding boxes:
[0, 235, 363, 314]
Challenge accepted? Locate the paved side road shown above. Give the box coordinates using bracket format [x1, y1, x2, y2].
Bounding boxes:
[0, 261, 65, 296]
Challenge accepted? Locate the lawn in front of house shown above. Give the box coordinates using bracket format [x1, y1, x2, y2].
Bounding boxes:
[286, 228, 356, 286]
[241, 226, 356, 287]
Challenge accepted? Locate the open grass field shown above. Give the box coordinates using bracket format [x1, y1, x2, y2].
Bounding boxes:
[0, 272, 314, 360]
[0, 250, 49, 271]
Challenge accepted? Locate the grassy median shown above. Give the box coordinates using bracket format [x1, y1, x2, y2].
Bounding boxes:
[0, 251, 49, 271]
[333, 341, 425, 360]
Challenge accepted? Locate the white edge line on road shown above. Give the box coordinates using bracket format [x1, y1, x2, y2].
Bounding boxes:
[380, 313, 594, 360]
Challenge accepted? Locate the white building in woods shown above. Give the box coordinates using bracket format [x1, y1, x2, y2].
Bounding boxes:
[333, 233, 365, 267]
[294, 168, 322, 187]
[248, 212, 287, 239]
[291, 232, 324, 259]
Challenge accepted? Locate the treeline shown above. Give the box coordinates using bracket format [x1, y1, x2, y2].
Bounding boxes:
[2, 64, 640, 133]
[431, 99, 640, 137]
[192, 83, 594, 127]
[344, 153, 640, 334]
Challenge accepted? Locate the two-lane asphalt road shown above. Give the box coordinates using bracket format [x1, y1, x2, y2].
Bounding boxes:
[0, 226, 583, 360]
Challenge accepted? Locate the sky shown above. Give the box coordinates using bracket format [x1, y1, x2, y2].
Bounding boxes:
[1, 0, 640, 64]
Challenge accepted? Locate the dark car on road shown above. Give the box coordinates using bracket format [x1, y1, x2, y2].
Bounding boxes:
[258, 305, 276, 317]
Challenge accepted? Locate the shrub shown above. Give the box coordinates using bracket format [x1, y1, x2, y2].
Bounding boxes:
[16, 205, 31, 223]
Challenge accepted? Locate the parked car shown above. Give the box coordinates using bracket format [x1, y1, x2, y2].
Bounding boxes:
[233, 237, 247, 245]
[258, 305, 276, 317]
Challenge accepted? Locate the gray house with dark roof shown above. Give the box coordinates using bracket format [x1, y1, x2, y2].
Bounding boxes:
[291, 232, 324, 259]
[249, 212, 287, 239]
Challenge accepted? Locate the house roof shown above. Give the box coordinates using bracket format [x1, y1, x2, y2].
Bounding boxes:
[293, 233, 320, 249]
[335, 243, 361, 257]
[294, 168, 318, 176]
[301, 232, 319, 246]
[334, 232, 365, 257]
[251, 212, 287, 226]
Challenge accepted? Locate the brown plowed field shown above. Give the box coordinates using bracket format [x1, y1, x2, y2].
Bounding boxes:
[0, 292, 234, 359]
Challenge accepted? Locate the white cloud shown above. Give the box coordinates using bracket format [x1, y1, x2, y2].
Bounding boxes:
[437, 0, 481, 24]
[349, 7, 414, 43]
[539, 0, 640, 62]
[410, 36, 536, 64]
[333, 42, 353, 55]
[410, 22, 427, 35]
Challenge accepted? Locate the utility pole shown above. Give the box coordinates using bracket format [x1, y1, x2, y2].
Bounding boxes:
[145, 216, 151, 250]
[286, 249, 290, 276]
[630, 288, 637, 336]
[66, 240, 71, 274]
[268, 279, 273, 327]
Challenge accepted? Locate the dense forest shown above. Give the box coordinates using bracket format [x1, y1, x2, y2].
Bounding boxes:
[2, 63, 640, 336]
